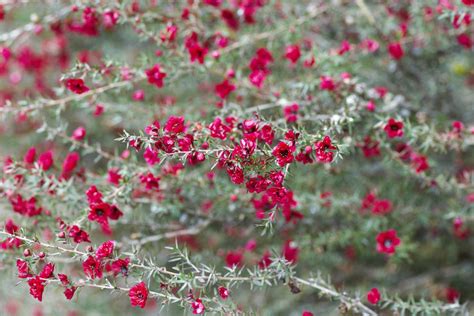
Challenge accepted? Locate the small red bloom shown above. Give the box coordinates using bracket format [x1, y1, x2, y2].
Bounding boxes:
[445, 287, 460, 303]
[215, 79, 236, 99]
[106, 258, 130, 276]
[209, 117, 232, 140]
[129, 282, 148, 309]
[388, 42, 404, 60]
[143, 147, 160, 166]
[28, 276, 46, 302]
[384, 118, 404, 138]
[191, 298, 205, 314]
[272, 142, 295, 167]
[83, 256, 103, 279]
[68, 225, 91, 243]
[221, 9, 239, 30]
[367, 287, 381, 304]
[457, 33, 473, 49]
[95, 240, 114, 261]
[145, 64, 167, 88]
[258, 251, 272, 269]
[360, 136, 380, 158]
[218, 286, 229, 299]
[225, 250, 243, 267]
[410, 153, 429, 173]
[140, 172, 160, 190]
[376, 229, 401, 255]
[164, 116, 186, 134]
[24, 147, 36, 164]
[65, 78, 90, 94]
[39, 263, 55, 279]
[284, 44, 301, 63]
[64, 286, 77, 300]
[282, 240, 299, 263]
[320, 75, 336, 91]
[314, 136, 336, 163]
[16, 259, 32, 278]
[88, 202, 110, 225]
[38, 150, 54, 171]
[302, 311, 314, 316]
[283, 103, 299, 123]
[61, 152, 80, 178]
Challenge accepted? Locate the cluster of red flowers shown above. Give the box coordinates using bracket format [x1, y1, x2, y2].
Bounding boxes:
[0, 0, 473, 314]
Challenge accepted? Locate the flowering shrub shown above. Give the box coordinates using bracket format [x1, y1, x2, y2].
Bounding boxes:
[0, 1, 473, 315]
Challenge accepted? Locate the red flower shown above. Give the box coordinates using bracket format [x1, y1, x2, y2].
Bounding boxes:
[164, 116, 186, 134]
[272, 142, 295, 167]
[218, 286, 229, 299]
[64, 286, 77, 300]
[38, 150, 54, 171]
[86, 185, 103, 204]
[28, 276, 45, 302]
[410, 153, 429, 173]
[360, 136, 380, 158]
[145, 64, 167, 88]
[372, 199, 393, 215]
[209, 117, 232, 140]
[282, 240, 299, 263]
[387, 42, 404, 60]
[221, 9, 239, 30]
[302, 311, 314, 316]
[191, 298, 205, 314]
[95, 240, 115, 261]
[68, 225, 91, 243]
[314, 136, 336, 163]
[143, 147, 160, 166]
[215, 79, 236, 99]
[226, 164, 244, 185]
[39, 263, 55, 279]
[320, 76, 336, 91]
[65, 78, 90, 94]
[445, 287, 460, 303]
[259, 124, 275, 144]
[284, 45, 301, 63]
[185, 33, 208, 64]
[367, 287, 381, 304]
[225, 250, 243, 267]
[83, 255, 103, 279]
[384, 118, 404, 138]
[88, 202, 111, 225]
[129, 282, 148, 309]
[24, 147, 36, 164]
[457, 33, 472, 49]
[61, 152, 80, 178]
[283, 103, 299, 123]
[376, 229, 401, 255]
[258, 251, 272, 269]
[16, 259, 32, 278]
[106, 258, 130, 276]
[204, 0, 222, 6]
